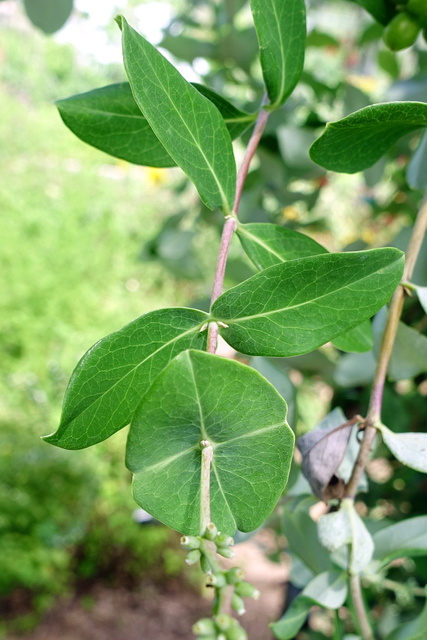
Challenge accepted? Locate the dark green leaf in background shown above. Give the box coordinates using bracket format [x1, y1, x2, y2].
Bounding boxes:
[348, 0, 395, 26]
[385, 591, 427, 640]
[116, 16, 236, 211]
[271, 595, 312, 639]
[23, 0, 73, 34]
[43, 308, 208, 450]
[212, 249, 404, 357]
[407, 131, 427, 190]
[126, 350, 294, 535]
[373, 516, 427, 563]
[282, 503, 334, 575]
[57, 83, 255, 168]
[310, 102, 427, 173]
[250, 0, 306, 109]
[332, 320, 373, 353]
[237, 222, 327, 271]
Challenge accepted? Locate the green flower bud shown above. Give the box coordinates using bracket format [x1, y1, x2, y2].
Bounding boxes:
[217, 547, 235, 559]
[185, 549, 202, 566]
[192, 618, 216, 636]
[234, 581, 260, 600]
[407, 0, 427, 18]
[181, 535, 201, 550]
[204, 523, 218, 540]
[215, 614, 233, 631]
[383, 12, 420, 50]
[231, 593, 246, 615]
[206, 572, 227, 588]
[225, 567, 245, 584]
[215, 532, 234, 547]
[200, 554, 213, 575]
[226, 624, 248, 640]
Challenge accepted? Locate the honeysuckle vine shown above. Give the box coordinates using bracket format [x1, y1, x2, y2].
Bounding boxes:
[47, 1, 427, 638]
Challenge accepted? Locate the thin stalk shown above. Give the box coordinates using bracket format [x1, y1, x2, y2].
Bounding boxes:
[349, 574, 374, 640]
[200, 440, 213, 535]
[344, 194, 427, 500]
[206, 106, 270, 354]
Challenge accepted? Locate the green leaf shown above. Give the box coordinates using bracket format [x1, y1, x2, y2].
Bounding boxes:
[270, 595, 312, 639]
[23, 0, 73, 34]
[377, 425, 427, 474]
[282, 503, 334, 575]
[317, 499, 374, 574]
[385, 591, 427, 640]
[43, 308, 208, 450]
[57, 83, 255, 168]
[407, 131, 427, 190]
[236, 223, 327, 271]
[373, 516, 427, 563]
[126, 350, 294, 535]
[348, 0, 395, 25]
[212, 249, 404, 357]
[373, 308, 427, 380]
[302, 570, 348, 609]
[334, 351, 376, 387]
[414, 285, 427, 314]
[332, 320, 373, 353]
[116, 16, 236, 211]
[250, 0, 306, 109]
[251, 357, 297, 429]
[310, 102, 427, 173]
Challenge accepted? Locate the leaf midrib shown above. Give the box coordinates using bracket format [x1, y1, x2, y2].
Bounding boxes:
[215, 256, 400, 323]
[237, 225, 287, 264]
[268, 0, 286, 110]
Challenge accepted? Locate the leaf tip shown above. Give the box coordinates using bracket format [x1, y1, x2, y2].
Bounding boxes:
[114, 14, 125, 30]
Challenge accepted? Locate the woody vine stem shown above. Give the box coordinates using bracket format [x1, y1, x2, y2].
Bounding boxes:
[345, 193, 427, 640]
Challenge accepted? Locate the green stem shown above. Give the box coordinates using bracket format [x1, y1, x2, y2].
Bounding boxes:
[349, 574, 374, 640]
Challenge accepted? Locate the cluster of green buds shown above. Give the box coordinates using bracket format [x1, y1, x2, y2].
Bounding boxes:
[384, 0, 427, 51]
[180, 523, 260, 640]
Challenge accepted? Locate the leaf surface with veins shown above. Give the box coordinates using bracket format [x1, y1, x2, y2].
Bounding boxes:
[127, 350, 293, 535]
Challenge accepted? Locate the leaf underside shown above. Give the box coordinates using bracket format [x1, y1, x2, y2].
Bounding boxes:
[212, 248, 404, 357]
[126, 350, 294, 535]
[43, 308, 208, 450]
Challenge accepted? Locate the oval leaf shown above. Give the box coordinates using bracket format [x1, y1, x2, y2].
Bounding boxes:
[116, 16, 236, 211]
[250, 0, 306, 109]
[317, 499, 374, 574]
[126, 350, 294, 535]
[271, 595, 312, 640]
[57, 83, 255, 168]
[310, 102, 427, 173]
[373, 516, 427, 563]
[43, 308, 208, 450]
[377, 425, 427, 473]
[212, 249, 404, 357]
[237, 222, 327, 271]
[302, 570, 348, 609]
[23, 0, 73, 34]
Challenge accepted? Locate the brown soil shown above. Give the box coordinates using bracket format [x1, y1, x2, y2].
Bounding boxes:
[6, 540, 289, 640]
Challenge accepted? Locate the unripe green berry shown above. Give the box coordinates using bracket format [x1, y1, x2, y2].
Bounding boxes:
[231, 593, 246, 615]
[215, 614, 234, 631]
[206, 572, 227, 588]
[217, 546, 235, 559]
[204, 523, 218, 540]
[215, 532, 234, 547]
[185, 549, 202, 565]
[226, 625, 248, 640]
[383, 12, 420, 50]
[407, 0, 427, 18]
[225, 567, 245, 584]
[234, 581, 260, 599]
[181, 535, 201, 550]
[192, 618, 216, 636]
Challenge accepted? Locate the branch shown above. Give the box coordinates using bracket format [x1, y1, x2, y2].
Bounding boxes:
[344, 193, 427, 500]
[206, 106, 270, 354]
[350, 574, 374, 640]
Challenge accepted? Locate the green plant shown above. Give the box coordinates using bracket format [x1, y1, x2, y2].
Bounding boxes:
[45, 1, 427, 638]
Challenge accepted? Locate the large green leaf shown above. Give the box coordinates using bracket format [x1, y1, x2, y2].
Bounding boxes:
[127, 350, 294, 535]
[236, 223, 373, 353]
[348, 0, 395, 25]
[23, 0, 73, 34]
[271, 595, 312, 639]
[310, 102, 427, 173]
[211, 249, 404, 357]
[373, 516, 427, 564]
[116, 16, 236, 212]
[57, 83, 255, 168]
[250, 0, 306, 109]
[43, 309, 208, 450]
[237, 223, 327, 271]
